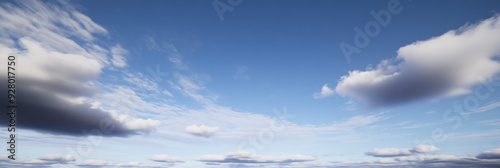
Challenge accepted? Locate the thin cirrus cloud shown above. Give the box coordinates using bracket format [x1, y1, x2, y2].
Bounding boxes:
[334, 15, 500, 107]
[0, 0, 160, 136]
[111, 45, 128, 68]
[185, 125, 219, 138]
[365, 145, 441, 157]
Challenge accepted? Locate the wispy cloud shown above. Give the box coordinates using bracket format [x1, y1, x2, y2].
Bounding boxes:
[476, 119, 500, 126]
[234, 66, 250, 80]
[468, 100, 500, 114]
[110, 45, 128, 68]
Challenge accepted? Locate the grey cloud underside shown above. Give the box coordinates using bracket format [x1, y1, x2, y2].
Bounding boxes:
[352, 69, 455, 106]
[476, 149, 500, 159]
[0, 79, 137, 137]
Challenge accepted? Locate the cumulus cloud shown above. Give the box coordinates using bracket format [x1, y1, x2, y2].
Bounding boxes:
[37, 154, 75, 163]
[196, 151, 316, 165]
[334, 15, 500, 107]
[365, 148, 414, 157]
[186, 125, 219, 138]
[366, 145, 441, 157]
[77, 159, 114, 167]
[150, 155, 185, 163]
[313, 84, 335, 99]
[0, 0, 159, 136]
[476, 148, 500, 159]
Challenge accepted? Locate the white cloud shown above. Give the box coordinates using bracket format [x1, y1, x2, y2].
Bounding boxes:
[335, 15, 500, 107]
[196, 151, 316, 165]
[313, 84, 334, 99]
[366, 145, 441, 157]
[186, 125, 219, 138]
[149, 154, 185, 163]
[111, 45, 128, 68]
[413, 145, 441, 153]
[77, 159, 114, 166]
[365, 148, 414, 157]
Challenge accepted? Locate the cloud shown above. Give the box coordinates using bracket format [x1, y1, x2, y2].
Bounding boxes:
[331, 112, 386, 130]
[0, 0, 159, 136]
[186, 125, 219, 138]
[37, 154, 75, 164]
[173, 73, 217, 105]
[234, 66, 250, 80]
[111, 45, 128, 68]
[477, 148, 500, 159]
[313, 84, 335, 99]
[331, 154, 500, 168]
[449, 129, 500, 141]
[413, 145, 441, 153]
[468, 100, 500, 114]
[149, 155, 185, 163]
[77, 159, 114, 167]
[75, 160, 163, 168]
[366, 145, 441, 157]
[365, 148, 414, 157]
[164, 43, 188, 70]
[196, 151, 316, 165]
[334, 15, 500, 107]
[477, 119, 500, 126]
[123, 72, 161, 93]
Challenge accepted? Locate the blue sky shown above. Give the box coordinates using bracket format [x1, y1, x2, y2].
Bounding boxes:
[1, 0, 500, 167]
